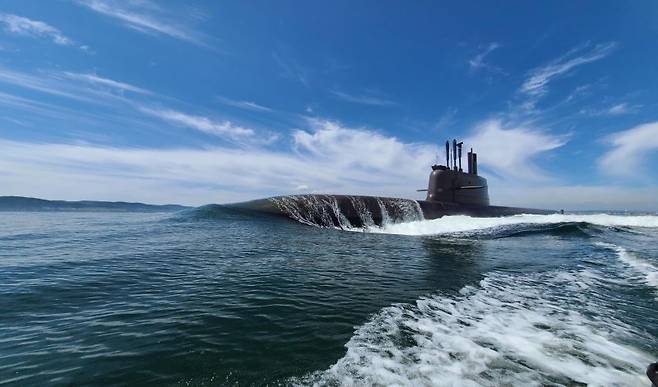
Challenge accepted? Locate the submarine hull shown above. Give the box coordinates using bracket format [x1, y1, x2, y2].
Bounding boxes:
[231, 140, 557, 228]
[228, 194, 555, 228]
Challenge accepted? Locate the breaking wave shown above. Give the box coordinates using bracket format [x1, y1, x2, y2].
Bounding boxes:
[269, 195, 424, 228]
[176, 200, 658, 243]
[597, 242, 658, 299]
[296, 269, 653, 386]
[174, 196, 425, 228]
[264, 195, 658, 235]
[364, 214, 658, 236]
[170, 204, 281, 222]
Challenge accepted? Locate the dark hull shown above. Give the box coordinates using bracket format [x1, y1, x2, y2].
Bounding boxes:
[229, 194, 555, 228]
[418, 200, 555, 218]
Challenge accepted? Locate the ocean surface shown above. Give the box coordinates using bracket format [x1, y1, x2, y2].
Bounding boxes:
[1, 202, 657, 386]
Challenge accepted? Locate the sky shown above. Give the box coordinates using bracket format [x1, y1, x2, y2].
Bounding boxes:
[0, 1, 657, 210]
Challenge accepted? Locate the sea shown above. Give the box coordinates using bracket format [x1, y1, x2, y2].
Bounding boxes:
[1, 199, 657, 386]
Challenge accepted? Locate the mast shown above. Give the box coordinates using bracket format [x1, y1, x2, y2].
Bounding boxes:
[457, 141, 463, 171]
[452, 139, 457, 171]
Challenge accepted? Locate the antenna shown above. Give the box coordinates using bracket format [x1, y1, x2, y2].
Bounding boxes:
[452, 139, 457, 171]
[445, 140, 450, 168]
[457, 141, 463, 171]
[467, 148, 473, 174]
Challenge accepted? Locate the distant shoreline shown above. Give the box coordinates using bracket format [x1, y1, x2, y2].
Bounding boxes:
[0, 196, 190, 212]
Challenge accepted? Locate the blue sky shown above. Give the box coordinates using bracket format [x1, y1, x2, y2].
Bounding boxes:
[0, 1, 657, 209]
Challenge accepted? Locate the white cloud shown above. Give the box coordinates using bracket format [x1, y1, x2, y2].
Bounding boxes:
[580, 102, 641, 117]
[0, 65, 269, 144]
[138, 107, 255, 138]
[330, 90, 396, 106]
[465, 119, 567, 181]
[0, 120, 437, 205]
[216, 96, 272, 112]
[607, 103, 627, 115]
[599, 122, 658, 176]
[0, 66, 96, 103]
[564, 84, 592, 103]
[0, 13, 76, 46]
[0, 90, 88, 120]
[1, 119, 654, 210]
[61, 72, 152, 95]
[0, 69, 176, 139]
[521, 42, 617, 98]
[75, 0, 209, 46]
[468, 42, 500, 71]
[0, 66, 157, 109]
[293, 119, 434, 175]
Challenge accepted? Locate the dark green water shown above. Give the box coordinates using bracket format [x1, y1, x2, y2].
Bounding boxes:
[0, 208, 657, 386]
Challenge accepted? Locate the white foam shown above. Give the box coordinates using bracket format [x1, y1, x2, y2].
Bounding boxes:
[364, 214, 658, 236]
[299, 270, 652, 387]
[597, 242, 658, 298]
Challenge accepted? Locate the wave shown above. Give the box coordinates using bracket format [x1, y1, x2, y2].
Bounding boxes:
[172, 196, 426, 227]
[362, 214, 658, 236]
[269, 195, 424, 228]
[169, 204, 280, 222]
[482, 221, 597, 238]
[173, 201, 658, 243]
[596, 242, 658, 299]
[296, 270, 652, 386]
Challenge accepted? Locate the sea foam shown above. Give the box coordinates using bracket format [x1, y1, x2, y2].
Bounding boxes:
[299, 269, 652, 386]
[597, 242, 658, 299]
[362, 213, 658, 236]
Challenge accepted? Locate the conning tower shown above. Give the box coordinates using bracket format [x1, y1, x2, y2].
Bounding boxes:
[425, 139, 489, 206]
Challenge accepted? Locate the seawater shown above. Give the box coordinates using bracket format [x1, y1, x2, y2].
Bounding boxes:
[0, 207, 657, 386]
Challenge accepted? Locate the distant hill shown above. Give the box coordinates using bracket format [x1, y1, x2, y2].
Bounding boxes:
[0, 196, 190, 212]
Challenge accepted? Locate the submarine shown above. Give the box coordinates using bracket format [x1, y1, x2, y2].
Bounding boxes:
[230, 139, 555, 228]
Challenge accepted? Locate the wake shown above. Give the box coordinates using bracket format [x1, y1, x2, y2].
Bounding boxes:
[296, 269, 654, 386]
[597, 242, 658, 299]
[362, 213, 658, 236]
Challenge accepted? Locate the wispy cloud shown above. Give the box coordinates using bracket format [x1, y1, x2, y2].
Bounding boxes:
[74, 0, 210, 46]
[435, 107, 458, 131]
[0, 65, 271, 145]
[216, 96, 273, 112]
[0, 66, 96, 102]
[0, 66, 154, 106]
[272, 52, 310, 87]
[0, 13, 84, 49]
[580, 102, 642, 117]
[521, 42, 617, 98]
[468, 42, 500, 71]
[465, 119, 567, 181]
[61, 72, 152, 95]
[1, 116, 30, 127]
[0, 90, 84, 120]
[138, 107, 255, 138]
[607, 103, 632, 115]
[330, 90, 396, 107]
[599, 121, 658, 177]
[563, 84, 592, 104]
